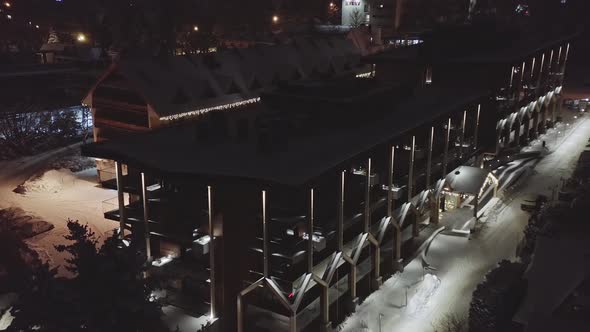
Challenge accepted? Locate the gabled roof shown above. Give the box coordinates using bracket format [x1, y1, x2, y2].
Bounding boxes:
[87, 36, 361, 119]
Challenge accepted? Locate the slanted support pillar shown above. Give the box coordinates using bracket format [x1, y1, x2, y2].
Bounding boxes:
[426, 127, 434, 188]
[408, 136, 415, 202]
[140, 172, 152, 262]
[442, 118, 451, 176]
[115, 161, 125, 239]
[474, 104, 480, 150]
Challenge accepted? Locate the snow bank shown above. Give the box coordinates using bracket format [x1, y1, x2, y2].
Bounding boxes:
[19, 169, 81, 194]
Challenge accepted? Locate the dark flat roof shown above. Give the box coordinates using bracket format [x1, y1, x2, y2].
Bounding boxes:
[83, 86, 489, 186]
[367, 31, 576, 65]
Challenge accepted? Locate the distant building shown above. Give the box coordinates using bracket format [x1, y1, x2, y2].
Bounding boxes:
[341, 0, 369, 27]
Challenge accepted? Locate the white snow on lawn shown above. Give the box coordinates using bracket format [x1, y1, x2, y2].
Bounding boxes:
[0, 166, 118, 276]
[339, 115, 590, 332]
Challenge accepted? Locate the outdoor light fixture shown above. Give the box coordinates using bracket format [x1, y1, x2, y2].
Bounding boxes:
[76, 33, 86, 42]
[272, 15, 279, 23]
[35, 24, 39, 29]
[193, 25, 199, 32]
[3, 2, 10, 8]
[6, 14, 11, 19]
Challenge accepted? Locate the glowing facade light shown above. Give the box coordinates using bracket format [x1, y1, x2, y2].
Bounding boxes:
[4, 2, 10, 8]
[77, 33, 87, 42]
[272, 15, 279, 23]
[6, 14, 11, 19]
[35, 24, 39, 29]
[193, 25, 199, 32]
[160, 97, 261, 121]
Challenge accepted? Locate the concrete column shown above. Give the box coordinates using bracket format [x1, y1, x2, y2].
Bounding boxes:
[537, 53, 545, 89]
[115, 161, 126, 239]
[460, 110, 466, 157]
[349, 264, 357, 301]
[338, 171, 345, 251]
[308, 188, 314, 274]
[408, 136, 415, 202]
[262, 190, 269, 278]
[523, 116, 530, 145]
[320, 285, 330, 331]
[552, 98, 558, 124]
[474, 193, 479, 219]
[533, 111, 540, 139]
[474, 104, 480, 150]
[443, 118, 451, 176]
[562, 43, 570, 73]
[207, 186, 216, 319]
[514, 117, 521, 148]
[495, 126, 502, 156]
[557, 46, 563, 70]
[387, 147, 395, 217]
[426, 127, 434, 188]
[289, 313, 297, 332]
[372, 244, 381, 289]
[364, 158, 371, 233]
[237, 295, 244, 332]
[140, 172, 152, 261]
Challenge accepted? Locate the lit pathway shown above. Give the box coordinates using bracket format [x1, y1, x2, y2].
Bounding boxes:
[339, 114, 590, 332]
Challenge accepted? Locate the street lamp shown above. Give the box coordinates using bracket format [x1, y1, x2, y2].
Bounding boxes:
[272, 15, 279, 24]
[77, 33, 87, 42]
[193, 25, 199, 32]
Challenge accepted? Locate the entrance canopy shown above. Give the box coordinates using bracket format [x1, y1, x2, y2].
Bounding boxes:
[444, 166, 493, 196]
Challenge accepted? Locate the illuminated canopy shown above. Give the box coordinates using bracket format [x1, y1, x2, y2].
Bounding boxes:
[444, 166, 493, 196]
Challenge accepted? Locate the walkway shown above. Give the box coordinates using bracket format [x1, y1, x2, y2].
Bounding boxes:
[339, 113, 590, 332]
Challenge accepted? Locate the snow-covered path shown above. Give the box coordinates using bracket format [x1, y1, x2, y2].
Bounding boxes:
[339, 115, 590, 332]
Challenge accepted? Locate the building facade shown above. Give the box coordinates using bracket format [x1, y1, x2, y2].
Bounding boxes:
[81, 30, 574, 332]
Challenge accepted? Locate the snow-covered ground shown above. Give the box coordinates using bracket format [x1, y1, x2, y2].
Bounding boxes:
[0, 147, 118, 276]
[339, 114, 590, 332]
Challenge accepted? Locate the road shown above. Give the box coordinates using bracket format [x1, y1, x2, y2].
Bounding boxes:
[339, 113, 590, 332]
